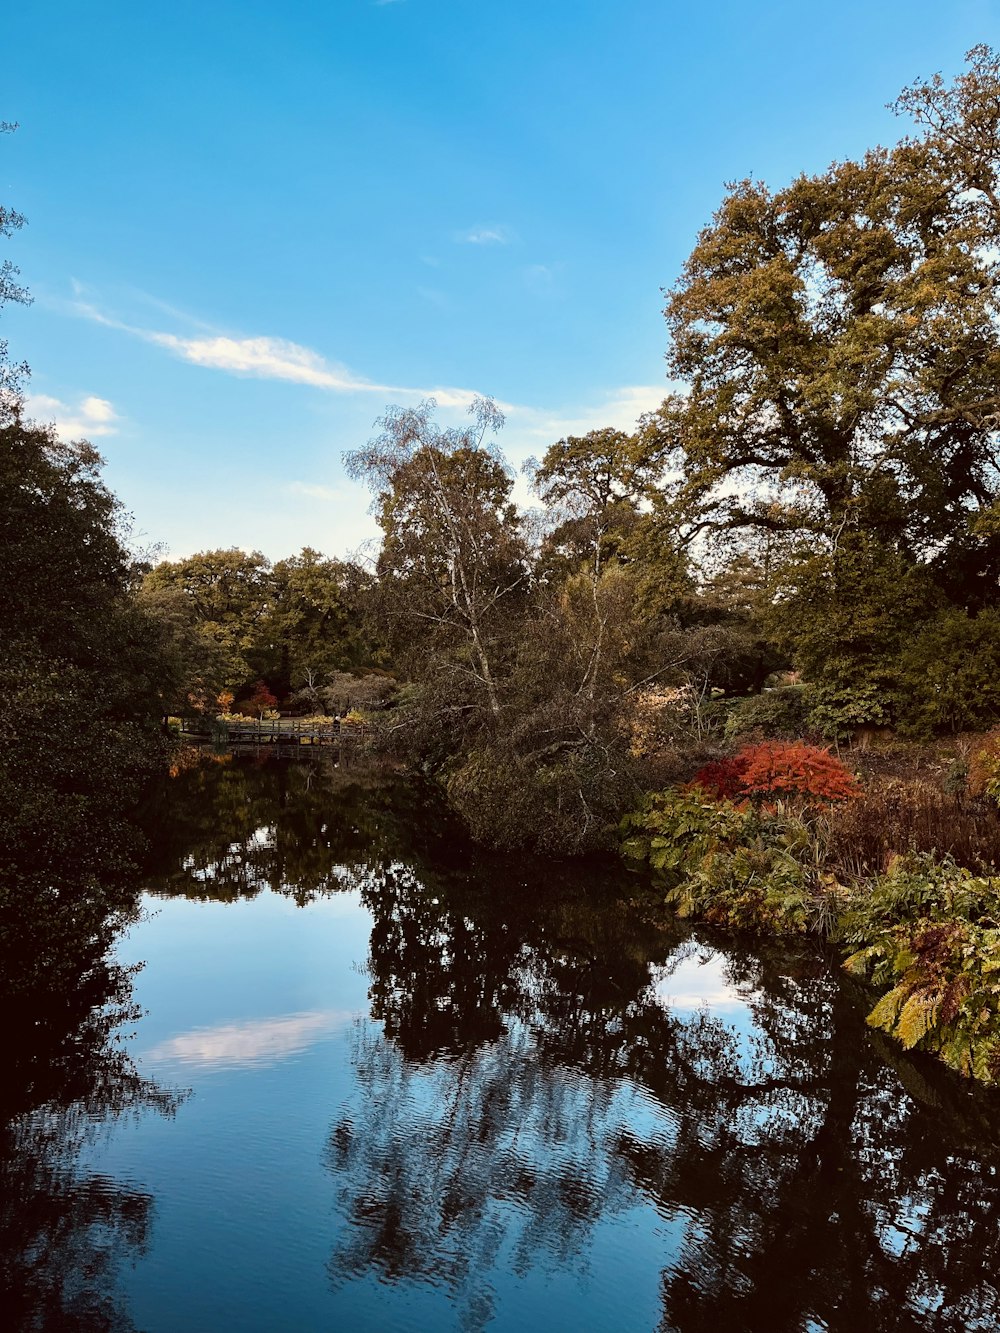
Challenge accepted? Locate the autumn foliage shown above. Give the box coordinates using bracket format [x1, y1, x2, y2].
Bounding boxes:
[245, 680, 279, 717]
[692, 741, 860, 804]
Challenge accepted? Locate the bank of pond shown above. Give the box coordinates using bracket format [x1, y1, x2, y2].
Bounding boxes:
[5, 752, 1000, 1331]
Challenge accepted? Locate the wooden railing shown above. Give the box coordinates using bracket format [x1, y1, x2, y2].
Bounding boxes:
[178, 717, 367, 745]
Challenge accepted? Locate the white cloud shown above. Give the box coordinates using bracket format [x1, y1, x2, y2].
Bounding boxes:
[457, 224, 514, 245]
[26, 392, 119, 440]
[286, 481, 345, 502]
[146, 331, 381, 392]
[68, 294, 497, 410]
[505, 384, 667, 451]
[64, 289, 668, 456]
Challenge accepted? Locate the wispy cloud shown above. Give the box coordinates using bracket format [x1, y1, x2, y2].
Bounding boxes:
[456, 224, 514, 245]
[68, 292, 493, 410]
[64, 289, 666, 448]
[507, 384, 666, 447]
[522, 262, 556, 295]
[26, 392, 119, 440]
[147, 331, 379, 392]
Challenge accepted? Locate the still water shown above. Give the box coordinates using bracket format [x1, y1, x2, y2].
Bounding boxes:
[6, 753, 1000, 1332]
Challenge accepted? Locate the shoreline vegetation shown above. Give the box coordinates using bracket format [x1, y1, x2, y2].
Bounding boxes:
[618, 737, 1000, 1085]
[10, 50, 1000, 1090]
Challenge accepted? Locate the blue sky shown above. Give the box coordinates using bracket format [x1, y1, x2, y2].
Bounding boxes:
[3, 0, 997, 561]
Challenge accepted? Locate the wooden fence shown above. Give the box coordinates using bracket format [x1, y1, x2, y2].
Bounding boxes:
[177, 717, 368, 746]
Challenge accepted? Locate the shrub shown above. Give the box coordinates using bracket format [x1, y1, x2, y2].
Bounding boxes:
[739, 741, 861, 802]
[894, 608, 1000, 737]
[805, 681, 893, 742]
[844, 856, 1000, 1082]
[620, 787, 750, 873]
[824, 777, 1000, 878]
[691, 741, 860, 804]
[449, 737, 638, 856]
[620, 789, 838, 935]
[688, 754, 751, 800]
[723, 687, 809, 742]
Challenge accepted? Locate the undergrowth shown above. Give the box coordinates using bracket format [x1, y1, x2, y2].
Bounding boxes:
[620, 772, 1000, 1085]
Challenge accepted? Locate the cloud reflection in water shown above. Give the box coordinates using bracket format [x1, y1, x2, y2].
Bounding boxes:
[144, 1010, 356, 1071]
[650, 951, 751, 1013]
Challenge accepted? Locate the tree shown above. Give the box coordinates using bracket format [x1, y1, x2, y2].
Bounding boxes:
[264, 547, 372, 694]
[346, 397, 528, 720]
[141, 547, 272, 700]
[528, 427, 663, 579]
[651, 45, 1000, 613]
[0, 416, 169, 888]
[245, 679, 278, 719]
[0, 121, 30, 416]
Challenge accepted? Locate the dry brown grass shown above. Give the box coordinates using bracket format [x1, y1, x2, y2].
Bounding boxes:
[824, 777, 1000, 879]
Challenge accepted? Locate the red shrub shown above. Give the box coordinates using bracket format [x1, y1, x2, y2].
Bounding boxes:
[740, 741, 860, 801]
[245, 680, 279, 717]
[692, 741, 860, 804]
[690, 754, 751, 799]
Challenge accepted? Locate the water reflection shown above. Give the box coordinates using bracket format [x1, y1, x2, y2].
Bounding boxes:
[326, 834, 1000, 1332]
[8, 752, 1000, 1332]
[148, 755, 1000, 1331]
[145, 1009, 355, 1070]
[0, 791, 183, 1331]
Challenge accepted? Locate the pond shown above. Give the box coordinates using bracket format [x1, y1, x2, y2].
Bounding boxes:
[5, 752, 1000, 1332]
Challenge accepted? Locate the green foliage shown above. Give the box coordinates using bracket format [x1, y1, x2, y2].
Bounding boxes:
[773, 536, 930, 737]
[894, 609, 1000, 737]
[620, 787, 750, 872]
[723, 687, 808, 741]
[448, 736, 638, 856]
[804, 681, 893, 742]
[0, 418, 168, 883]
[647, 48, 1000, 730]
[843, 856, 1000, 1081]
[623, 795, 1000, 1079]
[346, 399, 528, 723]
[620, 789, 834, 934]
[142, 545, 373, 708]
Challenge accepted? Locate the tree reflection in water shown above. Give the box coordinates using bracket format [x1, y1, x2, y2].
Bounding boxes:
[1, 807, 184, 1331]
[325, 853, 1000, 1333]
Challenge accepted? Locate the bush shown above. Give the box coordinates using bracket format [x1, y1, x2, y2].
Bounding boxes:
[804, 681, 893, 741]
[448, 737, 638, 856]
[824, 777, 1000, 877]
[844, 856, 1000, 1082]
[969, 731, 1000, 804]
[723, 687, 809, 742]
[691, 741, 860, 804]
[687, 753, 751, 800]
[620, 789, 837, 935]
[894, 609, 1000, 737]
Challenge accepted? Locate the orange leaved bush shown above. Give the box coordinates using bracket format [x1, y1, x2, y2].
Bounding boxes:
[692, 741, 860, 804]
